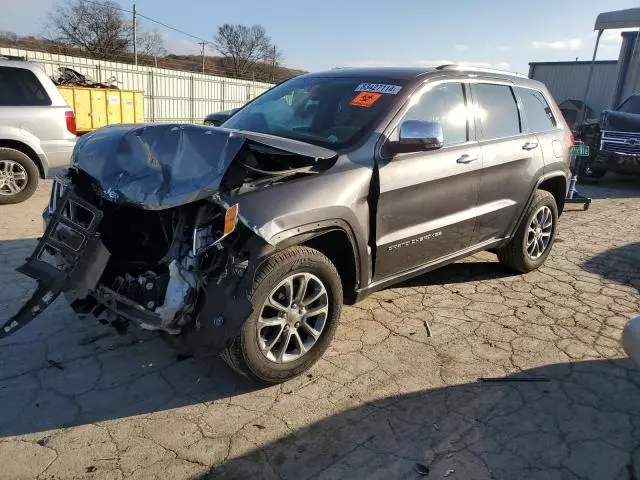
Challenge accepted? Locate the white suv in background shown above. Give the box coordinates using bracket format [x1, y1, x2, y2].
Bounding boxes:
[0, 57, 77, 204]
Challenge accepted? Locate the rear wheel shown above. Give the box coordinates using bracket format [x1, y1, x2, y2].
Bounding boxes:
[0, 148, 39, 204]
[221, 246, 343, 384]
[578, 162, 606, 180]
[497, 190, 558, 273]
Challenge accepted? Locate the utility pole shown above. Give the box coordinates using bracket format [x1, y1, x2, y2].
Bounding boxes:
[199, 41, 206, 73]
[133, 4, 137, 65]
[271, 44, 276, 82]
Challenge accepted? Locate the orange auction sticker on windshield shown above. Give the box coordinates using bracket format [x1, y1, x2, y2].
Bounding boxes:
[350, 92, 382, 108]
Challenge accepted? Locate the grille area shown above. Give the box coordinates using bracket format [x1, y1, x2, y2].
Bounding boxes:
[48, 178, 67, 214]
[47, 177, 99, 232]
[600, 130, 640, 155]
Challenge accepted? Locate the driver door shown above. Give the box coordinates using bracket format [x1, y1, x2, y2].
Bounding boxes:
[374, 81, 483, 280]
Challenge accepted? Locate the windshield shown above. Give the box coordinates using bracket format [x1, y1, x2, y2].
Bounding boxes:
[224, 76, 407, 149]
[617, 95, 640, 114]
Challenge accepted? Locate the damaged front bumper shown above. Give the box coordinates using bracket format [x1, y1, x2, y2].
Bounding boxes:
[2, 175, 272, 357]
[1, 183, 109, 338]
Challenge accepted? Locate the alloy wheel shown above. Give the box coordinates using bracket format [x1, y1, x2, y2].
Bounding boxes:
[257, 272, 329, 363]
[0, 160, 28, 196]
[526, 205, 553, 260]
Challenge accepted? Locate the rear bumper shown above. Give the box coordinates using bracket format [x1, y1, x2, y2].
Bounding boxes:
[40, 138, 76, 173]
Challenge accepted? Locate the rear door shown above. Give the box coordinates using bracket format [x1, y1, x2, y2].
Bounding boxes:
[374, 81, 482, 279]
[514, 86, 566, 174]
[470, 82, 544, 243]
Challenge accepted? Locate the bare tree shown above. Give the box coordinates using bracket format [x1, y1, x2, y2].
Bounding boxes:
[137, 30, 167, 58]
[213, 24, 280, 79]
[0, 31, 19, 44]
[49, 0, 131, 60]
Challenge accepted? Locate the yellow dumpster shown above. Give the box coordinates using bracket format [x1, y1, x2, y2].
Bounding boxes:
[57, 86, 144, 134]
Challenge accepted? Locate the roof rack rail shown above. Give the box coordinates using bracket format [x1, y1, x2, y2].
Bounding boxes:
[436, 64, 527, 78]
[0, 54, 27, 61]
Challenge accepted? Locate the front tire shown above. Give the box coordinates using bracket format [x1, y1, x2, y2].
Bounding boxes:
[221, 246, 343, 384]
[0, 148, 39, 204]
[497, 190, 558, 273]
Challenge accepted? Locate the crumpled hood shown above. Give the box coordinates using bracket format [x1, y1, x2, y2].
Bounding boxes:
[72, 124, 336, 210]
[600, 109, 640, 132]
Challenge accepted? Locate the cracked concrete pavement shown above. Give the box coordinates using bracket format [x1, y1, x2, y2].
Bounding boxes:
[0, 176, 639, 480]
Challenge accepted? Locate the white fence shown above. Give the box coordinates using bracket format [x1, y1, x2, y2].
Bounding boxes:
[0, 47, 274, 123]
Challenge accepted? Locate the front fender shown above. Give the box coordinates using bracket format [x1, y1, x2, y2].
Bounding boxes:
[234, 162, 374, 288]
[269, 218, 366, 290]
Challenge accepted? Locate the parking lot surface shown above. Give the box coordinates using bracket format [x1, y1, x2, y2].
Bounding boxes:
[1, 177, 639, 480]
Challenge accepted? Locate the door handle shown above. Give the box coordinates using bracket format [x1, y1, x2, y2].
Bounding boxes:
[522, 142, 539, 150]
[456, 154, 479, 164]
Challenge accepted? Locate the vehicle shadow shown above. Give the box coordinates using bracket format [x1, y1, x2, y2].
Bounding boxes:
[394, 258, 517, 289]
[583, 242, 640, 287]
[196, 359, 640, 480]
[0, 238, 258, 438]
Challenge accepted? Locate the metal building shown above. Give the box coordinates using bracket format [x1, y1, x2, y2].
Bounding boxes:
[528, 60, 618, 118]
[529, 30, 640, 122]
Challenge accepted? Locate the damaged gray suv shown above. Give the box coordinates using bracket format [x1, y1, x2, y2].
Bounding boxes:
[2, 65, 572, 383]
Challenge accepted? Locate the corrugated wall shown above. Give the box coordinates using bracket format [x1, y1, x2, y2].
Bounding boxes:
[0, 47, 274, 123]
[617, 33, 640, 103]
[529, 61, 619, 115]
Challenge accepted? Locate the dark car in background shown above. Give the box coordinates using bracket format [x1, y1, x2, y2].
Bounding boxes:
[203, 108, 239, 126]
[576, 93, 640, 179]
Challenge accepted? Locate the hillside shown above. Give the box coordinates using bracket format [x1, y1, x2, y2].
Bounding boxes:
[0, 35, 305, 83]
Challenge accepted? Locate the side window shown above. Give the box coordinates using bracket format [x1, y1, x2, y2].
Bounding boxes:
[472, 83, 520, 140]
[0, 66, 51, 106]
[517, 87, 557, 132]
[402, 82, 468, 145]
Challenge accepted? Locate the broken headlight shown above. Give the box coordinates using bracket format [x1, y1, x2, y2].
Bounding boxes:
[192, 203, 239, 255]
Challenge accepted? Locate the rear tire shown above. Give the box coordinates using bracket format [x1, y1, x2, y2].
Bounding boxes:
[497, 190, 558, 273]
[221, 246, 343, 384]
[0, 148, 39, 204]
[578, 162, 606, 181]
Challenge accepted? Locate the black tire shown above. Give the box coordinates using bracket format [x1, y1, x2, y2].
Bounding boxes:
[578, 162, 606, 181]
[221, 246, 343, 384]
[0, 148, 39, 205]
[497, 190, 558, 273]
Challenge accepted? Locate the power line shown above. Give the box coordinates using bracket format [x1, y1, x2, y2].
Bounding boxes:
[82, 0, 210, 45]
[137, 12, 210, 45]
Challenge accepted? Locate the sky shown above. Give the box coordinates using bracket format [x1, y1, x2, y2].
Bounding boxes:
[2, 0, 640, 75]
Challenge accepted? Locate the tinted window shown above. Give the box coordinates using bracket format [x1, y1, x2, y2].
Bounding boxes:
[0, 66, 51, 106]
[472, 83, 520, 139]
[517, 87, 557, 132]
[617, 95, 640, 114]
[402, 82, 468, 145]
[225, 76, 407, 149]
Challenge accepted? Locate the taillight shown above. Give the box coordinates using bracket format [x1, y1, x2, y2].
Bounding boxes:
[65, 110, 77, 135]
[569, 133, 575, 145]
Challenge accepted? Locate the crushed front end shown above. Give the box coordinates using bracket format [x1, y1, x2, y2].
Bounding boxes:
[2, 123, 335, 352]
[2, 168, 269, 353]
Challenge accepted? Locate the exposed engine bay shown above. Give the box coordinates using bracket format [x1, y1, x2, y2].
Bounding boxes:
[0, 124, 336, 352]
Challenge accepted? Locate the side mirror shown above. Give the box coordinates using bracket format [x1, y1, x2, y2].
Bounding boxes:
[389, 120, 444, 155]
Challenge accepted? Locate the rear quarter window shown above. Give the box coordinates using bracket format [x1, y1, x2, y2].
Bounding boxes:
[517, 87, 557, 132]
[0, 66, 51, 106]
